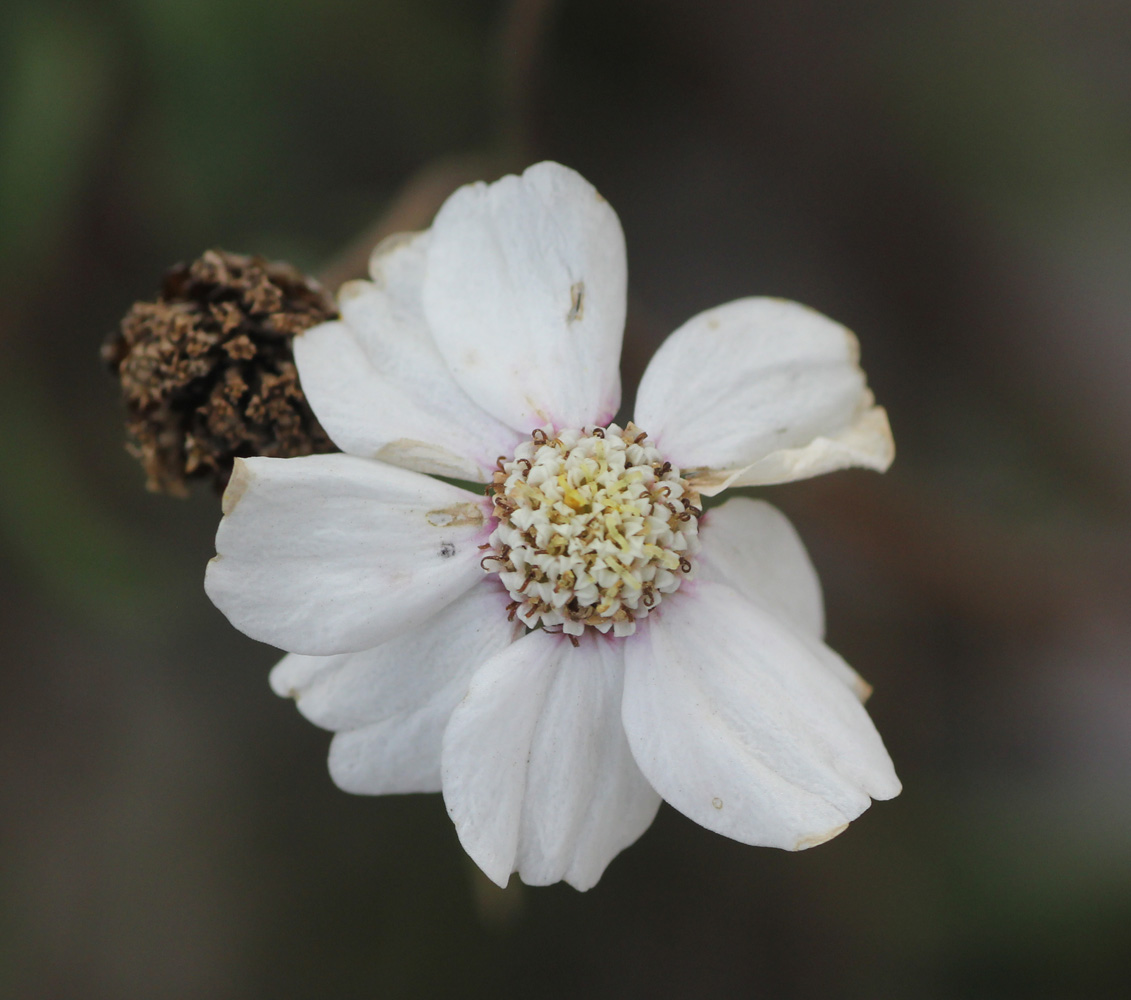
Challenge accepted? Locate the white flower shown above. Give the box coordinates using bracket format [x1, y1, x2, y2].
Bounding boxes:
[205, 162, 900, 890]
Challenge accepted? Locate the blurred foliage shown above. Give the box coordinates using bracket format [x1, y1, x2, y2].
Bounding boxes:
[0, 6, 116, 280]
[0, 377, 167, 631]
[872, 3, 1131, 232]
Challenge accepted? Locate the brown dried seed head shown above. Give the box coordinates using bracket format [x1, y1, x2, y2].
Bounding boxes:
[102, 249, 339, 496]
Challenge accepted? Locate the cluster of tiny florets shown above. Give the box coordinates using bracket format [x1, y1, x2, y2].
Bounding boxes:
[482, 423, 701, 638]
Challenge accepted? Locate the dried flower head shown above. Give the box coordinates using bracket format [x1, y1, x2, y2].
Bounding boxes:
[102, 249, 338, 495]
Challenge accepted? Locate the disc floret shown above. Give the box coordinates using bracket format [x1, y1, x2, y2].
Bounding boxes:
[483, 423, 701, 637]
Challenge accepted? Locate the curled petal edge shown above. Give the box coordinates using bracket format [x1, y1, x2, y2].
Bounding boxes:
[688, 402, 894, 497]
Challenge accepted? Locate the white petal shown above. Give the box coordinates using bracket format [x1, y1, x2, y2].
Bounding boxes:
[423, 162, 626, 432]
[695, 498, 874, 701]
[294, 231, 520, 481]
[691, 406, 895, 496]
[270, 582, 516, 730]
[270, 584, 520, 795]
[696, 497, 825, 638]
[269, 649, 336, 698]
[328, 709, 445, 796]
[205, 455, 491, 655]
[441, 631, 661, 890]
[622, 581, 900, 851]
[635, 298, 894, 495]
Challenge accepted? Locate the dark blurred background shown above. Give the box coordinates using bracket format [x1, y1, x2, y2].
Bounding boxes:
[2, 1, 1130, 997]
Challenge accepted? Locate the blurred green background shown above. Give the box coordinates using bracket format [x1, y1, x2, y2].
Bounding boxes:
[2, 1, 1130, 997]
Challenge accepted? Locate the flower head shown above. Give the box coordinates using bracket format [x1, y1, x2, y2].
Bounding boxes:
[205, 162, 900, 890]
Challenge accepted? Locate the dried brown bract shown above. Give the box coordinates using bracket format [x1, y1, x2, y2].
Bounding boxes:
[102, 249, 339, 496]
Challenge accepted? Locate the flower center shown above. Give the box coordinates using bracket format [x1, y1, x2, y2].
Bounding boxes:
[482, 422, 701, 637]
